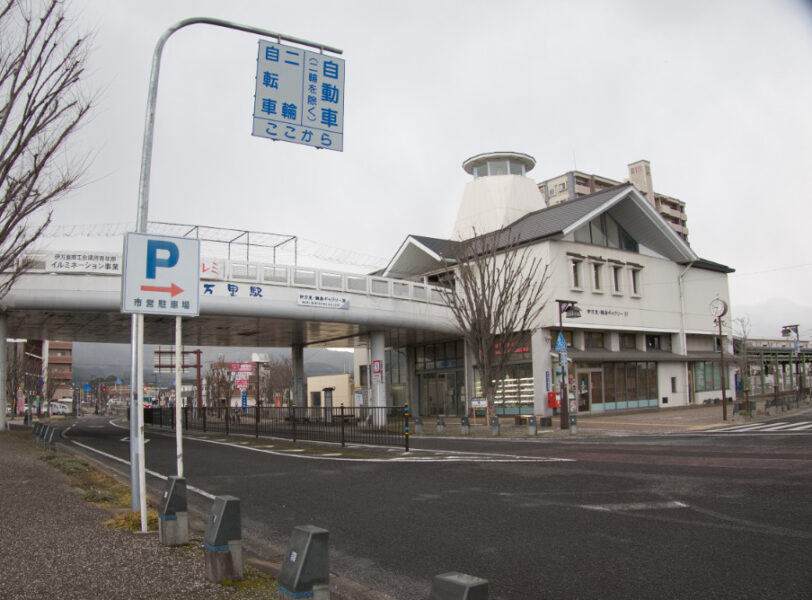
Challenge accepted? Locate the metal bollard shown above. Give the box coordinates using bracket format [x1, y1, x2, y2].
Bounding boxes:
[527, 416, 537, 436]
[278, 525, 330, 599]
[203, 496, 243, 582]
[569, 414, 578, 435]
[436, 416, 445, 433]
[460, 417, 470, 435]
[430, 572, 488, 599]
[489, 417, 500, 436]
[158, 476, 188, 546]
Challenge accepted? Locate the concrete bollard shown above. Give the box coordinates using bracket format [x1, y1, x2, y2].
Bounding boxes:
[436, 416, 445, 433]
[203, 496, 243, 583]
[158, 476, 189, 546]
[430, 572, 488, 599]
[460, 417, 470, 435]
[527, 416, 537, 436]
[278, 525, 330, 599]
[489, 417, 500, 436]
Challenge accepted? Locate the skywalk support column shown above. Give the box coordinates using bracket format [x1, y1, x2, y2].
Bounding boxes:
[292, 345, 305, 407]
[0, 312, 7, 430]
[371, 332, 385, 426]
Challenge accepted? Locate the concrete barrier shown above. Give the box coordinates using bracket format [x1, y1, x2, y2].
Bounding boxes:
[203, 496, 242, 583]
[430, 572, 488, 599]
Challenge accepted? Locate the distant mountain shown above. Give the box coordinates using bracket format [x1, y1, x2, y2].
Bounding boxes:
[72, 343, 352, 385]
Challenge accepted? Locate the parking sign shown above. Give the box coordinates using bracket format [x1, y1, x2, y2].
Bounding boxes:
[122, 233, 201, 316]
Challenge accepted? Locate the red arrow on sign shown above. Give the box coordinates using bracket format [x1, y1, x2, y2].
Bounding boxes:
[140, 283, 184, 297]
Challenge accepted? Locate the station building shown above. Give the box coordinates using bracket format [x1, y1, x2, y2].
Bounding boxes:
[355, 152, 735, 419]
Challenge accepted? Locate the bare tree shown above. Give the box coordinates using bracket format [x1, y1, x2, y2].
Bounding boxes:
[441, 228, 548, 420]
[205, 357, 233, 408]
[262, 356, 292, 406]
[0, 0, 92, 297]
[4, 339, 23, 414]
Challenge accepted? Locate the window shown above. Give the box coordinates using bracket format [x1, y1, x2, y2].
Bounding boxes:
[550, 330, 573, 350]
[612, 266, 622, 293]
[630, 268, 641, 296]
[646, 335, 661, 350]
[693, 361, 722, 392]
[586, 332, 605, 349]
[573, 214, 638, 252]
[571, 259, 582, 289]
[592, 263, 602, 291]
[490, 160, 508, 176]
[620, 333, 636, 349]
[558, 182, 567, 191]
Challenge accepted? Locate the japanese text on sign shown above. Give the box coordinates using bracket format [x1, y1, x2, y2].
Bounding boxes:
[47, 253, 121, 274]
[252, 40, 345, 151]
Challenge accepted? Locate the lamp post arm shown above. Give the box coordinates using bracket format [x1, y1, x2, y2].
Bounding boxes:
[135, 17, 343, 232]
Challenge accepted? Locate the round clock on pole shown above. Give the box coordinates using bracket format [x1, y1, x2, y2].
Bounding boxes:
[709, 298, 728, 318]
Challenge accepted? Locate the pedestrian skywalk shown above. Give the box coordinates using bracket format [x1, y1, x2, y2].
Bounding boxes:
[703, 421, 812, 434]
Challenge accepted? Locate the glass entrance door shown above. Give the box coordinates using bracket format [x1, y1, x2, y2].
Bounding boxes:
[575, 370, 603, 412]
[421, 372, 464, 416]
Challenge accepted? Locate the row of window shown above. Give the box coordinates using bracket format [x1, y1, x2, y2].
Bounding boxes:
[692, 360, 724, 392]
[550, 331, 672, 352]
[571, 258, 641, 296]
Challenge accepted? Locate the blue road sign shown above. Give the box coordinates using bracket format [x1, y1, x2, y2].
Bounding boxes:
[555, 332, 568, 352]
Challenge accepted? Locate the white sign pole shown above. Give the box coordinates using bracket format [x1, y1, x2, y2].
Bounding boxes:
[175, 316, 184, 478]
[137, 314, 147, 533]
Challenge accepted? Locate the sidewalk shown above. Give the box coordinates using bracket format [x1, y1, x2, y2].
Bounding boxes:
[413, 400, 812, 438]
[0, 427, 277, 600]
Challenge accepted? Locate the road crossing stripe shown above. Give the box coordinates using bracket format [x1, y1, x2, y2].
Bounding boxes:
[760, 422, 809, 431]
[705, 421, 812, 433]
[704, 422, 787, 432]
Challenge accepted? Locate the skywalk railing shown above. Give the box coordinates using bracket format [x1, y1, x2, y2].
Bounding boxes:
[18, 252, 449, 305]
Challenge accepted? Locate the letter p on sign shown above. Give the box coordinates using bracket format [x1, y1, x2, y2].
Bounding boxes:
[146, 239, 180, 279]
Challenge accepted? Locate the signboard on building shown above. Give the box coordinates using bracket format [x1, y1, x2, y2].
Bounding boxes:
[252, 40, 345, 151]
[372, 359, 382, 384]
[122, 233, 201, 317]
[297, 293, 350, 310]
[47, 253, 122, 274]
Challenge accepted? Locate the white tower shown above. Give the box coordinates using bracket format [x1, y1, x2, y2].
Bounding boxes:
[452, 152, 544, 240]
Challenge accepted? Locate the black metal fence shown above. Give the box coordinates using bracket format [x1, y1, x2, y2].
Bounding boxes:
[143, 404, 410, 450]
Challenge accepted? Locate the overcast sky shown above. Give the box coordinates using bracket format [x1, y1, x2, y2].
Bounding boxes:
[42, 0, 812, 338]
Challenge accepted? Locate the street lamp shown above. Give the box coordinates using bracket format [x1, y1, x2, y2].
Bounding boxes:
[555, 300, 581, 430]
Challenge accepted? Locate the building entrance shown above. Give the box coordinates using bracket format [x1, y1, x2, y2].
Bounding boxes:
[420, 371, 464, 416]
[575, 369, 603, 412]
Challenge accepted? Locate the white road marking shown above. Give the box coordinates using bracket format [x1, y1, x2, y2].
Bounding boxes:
[69, 440, 214, 500]
[704, 421, 812, 434]
[580, 500, 689, 512]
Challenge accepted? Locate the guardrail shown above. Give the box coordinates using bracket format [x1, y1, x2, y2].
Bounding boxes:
[144, 404, 410, 450]
[18, 252, 449, 305]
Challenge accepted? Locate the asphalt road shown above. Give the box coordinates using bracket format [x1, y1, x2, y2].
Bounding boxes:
[62, 415, 812, 600]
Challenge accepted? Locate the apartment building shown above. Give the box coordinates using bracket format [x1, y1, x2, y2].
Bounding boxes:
[46, 341, 74, 400]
